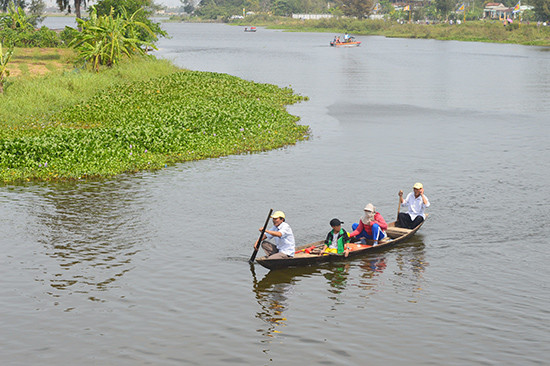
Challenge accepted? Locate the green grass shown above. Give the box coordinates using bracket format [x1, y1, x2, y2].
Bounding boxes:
[0, 57, 309, 183]
[1, 56, 181, 127]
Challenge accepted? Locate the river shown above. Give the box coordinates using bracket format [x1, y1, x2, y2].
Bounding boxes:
[1, 20, 549, 365]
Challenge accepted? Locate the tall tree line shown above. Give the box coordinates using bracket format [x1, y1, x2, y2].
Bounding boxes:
[55, 0, 86, 19]
[1, 0, 26, 12]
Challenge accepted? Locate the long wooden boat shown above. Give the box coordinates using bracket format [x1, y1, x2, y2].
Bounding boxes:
[330, 40, 361, 47]
[255, 218, 426, 270]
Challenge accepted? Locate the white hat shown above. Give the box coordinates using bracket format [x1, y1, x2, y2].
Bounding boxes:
[363, 203, 375, 212]
[271, 211, 285, 219]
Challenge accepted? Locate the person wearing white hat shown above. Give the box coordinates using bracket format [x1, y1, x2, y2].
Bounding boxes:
[256, 210, 296, 259]
[348, 203, 388, 246]
[398, 182, 430, 229]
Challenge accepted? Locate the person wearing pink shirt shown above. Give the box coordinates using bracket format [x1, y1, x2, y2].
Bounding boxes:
[348, 203, 388, 247]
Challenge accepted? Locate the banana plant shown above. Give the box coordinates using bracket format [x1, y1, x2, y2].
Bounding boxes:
[0, 41, 14, 94]
[0, 4, 35, 30]
[69, 7, 156, 72]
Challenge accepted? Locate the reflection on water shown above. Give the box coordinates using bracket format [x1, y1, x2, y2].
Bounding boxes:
[29, 179, 153, 307]
[391, 240, 429, 301]
[323, 263, 350, 310]
[251, 265, 320, 339]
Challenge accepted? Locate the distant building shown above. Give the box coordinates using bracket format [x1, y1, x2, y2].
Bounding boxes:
[291, 14, 333, 20]
[483, 3, 512, 19]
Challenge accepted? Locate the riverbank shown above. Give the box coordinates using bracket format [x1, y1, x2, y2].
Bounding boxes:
[0, 57, 309, 183]
[230, 17, 550, 46]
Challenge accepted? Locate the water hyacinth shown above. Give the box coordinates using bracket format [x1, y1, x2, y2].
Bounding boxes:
[0, 69, 310, 182]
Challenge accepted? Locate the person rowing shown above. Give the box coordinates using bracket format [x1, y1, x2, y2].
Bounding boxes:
[255, 210, 295, 259]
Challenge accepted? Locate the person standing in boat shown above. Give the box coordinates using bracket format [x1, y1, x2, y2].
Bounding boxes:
[348, 203, 387, 247]
[397, 182, 430, 229]
[322, 218, 351, 257]
[257, 211, 295, 259]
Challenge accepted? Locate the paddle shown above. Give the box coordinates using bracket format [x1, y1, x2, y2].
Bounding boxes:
[249, 208, 273, 264]
[397, 190, 402, 220]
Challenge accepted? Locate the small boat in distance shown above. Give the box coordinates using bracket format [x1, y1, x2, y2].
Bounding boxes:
[244, 27, 257, 32]
[330, 39, 361, 47]
[255, 217, 426, 270]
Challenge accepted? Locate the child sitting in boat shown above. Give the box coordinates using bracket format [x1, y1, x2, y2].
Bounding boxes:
[322, 218, 351, 257]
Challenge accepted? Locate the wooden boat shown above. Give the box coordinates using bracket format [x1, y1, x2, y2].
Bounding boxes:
[255, 218, 426, 270]
[330, 40, 361, 47]
[244, 27, 257, 32]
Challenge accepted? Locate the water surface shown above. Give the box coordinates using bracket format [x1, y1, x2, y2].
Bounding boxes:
[1, 22, 549, 365]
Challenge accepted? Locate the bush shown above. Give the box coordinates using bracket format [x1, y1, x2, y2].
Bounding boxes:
[505, 22, 519, 31]
[0, 27, 62, 47]
[60, 26, 79, 46]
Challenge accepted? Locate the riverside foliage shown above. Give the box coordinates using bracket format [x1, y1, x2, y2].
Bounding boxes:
[0, 60, 309, 182]
[234, 16, 550, 46]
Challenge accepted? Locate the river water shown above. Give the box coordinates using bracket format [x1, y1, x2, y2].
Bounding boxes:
[2, 21, 549, 365]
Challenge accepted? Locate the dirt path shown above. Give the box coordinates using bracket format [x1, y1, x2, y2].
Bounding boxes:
[8, 48, 74, 78]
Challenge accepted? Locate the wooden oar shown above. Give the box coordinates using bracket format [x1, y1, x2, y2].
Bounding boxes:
[397, 191, 402, 220]
[249, 208, 273, 264]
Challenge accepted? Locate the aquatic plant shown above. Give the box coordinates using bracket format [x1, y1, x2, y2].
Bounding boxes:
[0, 68, 309, 182]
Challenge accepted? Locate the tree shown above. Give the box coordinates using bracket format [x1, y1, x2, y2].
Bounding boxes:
[1, 0, 26, 12]
[28, 0, 46, 25]
[340, 0, 375, 19]
[434, 0, 455, 20]
[56, 0, 86, 19]
[94, 0, 166, 42]
[180, 0, 195, 14]
[531, 0, 550, 20]
[0, 3, 34, 30]
[272, 0, 296, 16]
[0, 41, 13, 94]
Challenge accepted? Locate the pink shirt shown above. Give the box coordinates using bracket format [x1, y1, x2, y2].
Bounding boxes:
[349, 212, 387, 237]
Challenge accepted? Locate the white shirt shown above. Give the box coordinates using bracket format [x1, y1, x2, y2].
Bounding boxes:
[402, 192, 430, 220]
[266, 221, 295, 256]
[329, 232, 339, 249]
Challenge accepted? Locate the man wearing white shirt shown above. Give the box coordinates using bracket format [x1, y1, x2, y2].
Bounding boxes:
[257, 211, 295, 259]
[398, 183, 430, 229]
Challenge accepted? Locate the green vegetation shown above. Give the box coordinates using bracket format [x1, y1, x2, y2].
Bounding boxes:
[233, 16, 550, 46]
[190, 0, 337, 20]
[5, 47, 73, 79]
[1, 4, 63, 47]
[1, 56, 177, 125]
[70, 8, 156, 71]
[176, 0, 550, 23]
[0, 57, 309, 182]
[0, 41, 13, 93]
[94, 0, 167, 42]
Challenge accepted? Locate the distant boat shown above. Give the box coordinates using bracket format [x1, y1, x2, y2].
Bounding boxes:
[330, 39, 361, 47]
[244, 27, 257, 32]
